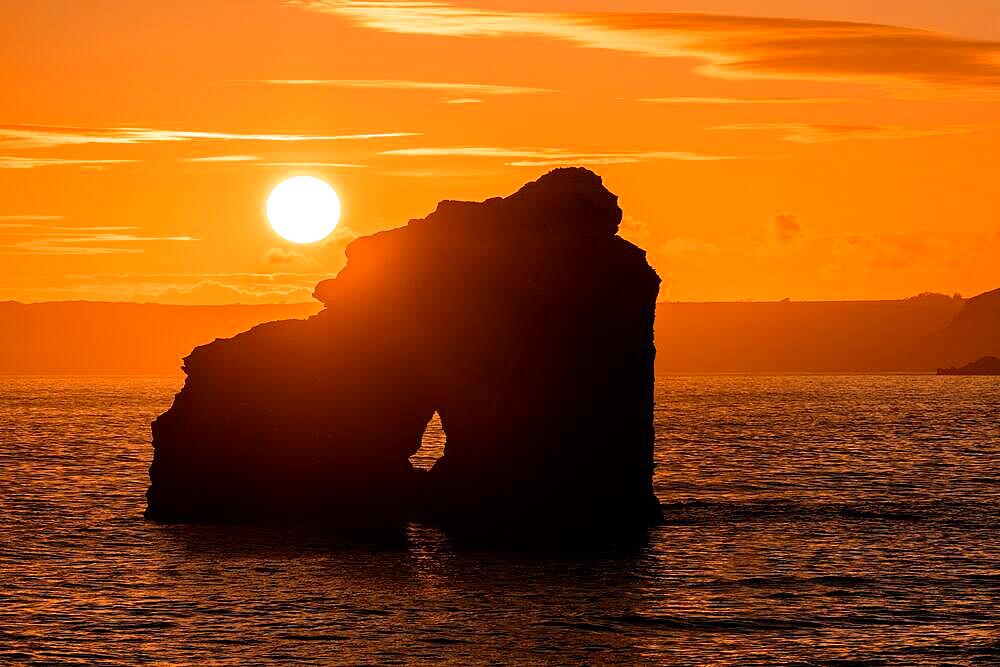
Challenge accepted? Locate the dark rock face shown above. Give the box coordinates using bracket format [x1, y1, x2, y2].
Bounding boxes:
[147, 316, 433, 522]
[147, 168, 661, 528]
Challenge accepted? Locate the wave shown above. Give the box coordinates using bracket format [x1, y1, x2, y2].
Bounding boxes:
[658, 498, 1000, 528]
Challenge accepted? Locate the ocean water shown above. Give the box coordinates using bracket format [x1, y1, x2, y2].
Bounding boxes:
[2, 375, 999, 665]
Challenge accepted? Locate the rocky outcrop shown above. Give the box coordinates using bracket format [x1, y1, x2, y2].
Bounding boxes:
[147, 168, 661, 528]
[147, 315, 433, 522]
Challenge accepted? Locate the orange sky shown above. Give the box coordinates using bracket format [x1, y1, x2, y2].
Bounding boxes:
[2, 0, 999, 303]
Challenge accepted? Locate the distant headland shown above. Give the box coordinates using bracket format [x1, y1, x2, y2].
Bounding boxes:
[937, 356, 1000, 376]
[4, 288, 997, 375]
[657, 287, 1000, 373]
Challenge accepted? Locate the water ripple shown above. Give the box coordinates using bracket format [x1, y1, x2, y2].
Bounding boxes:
[2, 374, 999, 664]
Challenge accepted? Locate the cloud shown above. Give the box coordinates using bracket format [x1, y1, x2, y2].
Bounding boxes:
[0, 124, 419, 149]
[772, 214, 801, 243]
[639, 97, 850, 105]
[0, 214, 65, 221]
[506, 153, 728, 167]
[3, 152, 370, 169]
[445, 98, 482, 104]
[263, 247, 319, 267]
[256, 161, 367, 168]
[380, 146, 736, 164]
[0, 223, 197, 255]
[290, 1, 1000, 91]
[828, 231, 971, 271]
[657, 237, 725, 275]
[378, 167, 499, 178]
[256, 78, 554, 96]
[183, 155, 260, 163]
[263, 225, 359, 270]
[0, 156, 138, 169]
[618, 215, 651, 245]
[644, 223, 1000, 300]
[180, 155, 368, 167]
[715, 123, 972, 143]
[383, 147, 552, 158]
[154, 280, 315, 305]
[0, 271, 335, 304]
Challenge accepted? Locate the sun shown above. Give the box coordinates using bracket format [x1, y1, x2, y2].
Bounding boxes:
[266, 176, 341, 244]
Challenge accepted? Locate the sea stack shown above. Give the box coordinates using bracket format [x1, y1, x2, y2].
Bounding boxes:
[147, 168, 662, 529]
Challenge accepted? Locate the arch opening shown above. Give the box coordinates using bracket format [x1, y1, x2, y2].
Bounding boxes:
[410, 411, 446, 471]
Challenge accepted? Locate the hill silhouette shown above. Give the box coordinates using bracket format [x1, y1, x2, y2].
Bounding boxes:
[147, 168, 662, 529]
[4, 291, 996, 376]
[922, 288, 1000, 369]
[4, 292, 996, 376]
[655, 292, 969, 373]
[0, 301, 320, 375]
[937, 356, 1000, 376]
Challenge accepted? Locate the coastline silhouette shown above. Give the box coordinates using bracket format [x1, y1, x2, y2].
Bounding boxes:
[146, 168, 662, 530]
[4, 289, 997, 376]
[937, 355, 1000, 375]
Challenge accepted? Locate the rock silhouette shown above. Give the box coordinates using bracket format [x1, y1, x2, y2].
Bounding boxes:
[656, 292, 965, 373]
[937, 356, 1000, 375]
[923, 288, 1000, 369]
[147, 168, 662, 529]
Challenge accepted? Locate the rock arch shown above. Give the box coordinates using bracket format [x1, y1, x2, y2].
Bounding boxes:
[147, 168, 661, 529]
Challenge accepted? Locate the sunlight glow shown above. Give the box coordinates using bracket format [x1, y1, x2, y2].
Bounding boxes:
[266, 176, 341, 244]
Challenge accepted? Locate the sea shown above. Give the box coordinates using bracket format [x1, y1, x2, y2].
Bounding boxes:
[2, 375, 999, 665]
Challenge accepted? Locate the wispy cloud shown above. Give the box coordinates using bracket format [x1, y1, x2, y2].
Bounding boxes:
[0, 156, 138, 169]
[151, 280, 315, 305]
[256, 161, 367, 168]
[505, 154, 728, 167]
[383, 147, 555, 158]
[0, 271, 334, 305]
[0, 223, 197, 255]
[290, 1, 1000, 91]
[0, 124, 419, 149]
[649, 225, 1000, 301]
[3, 152, 372, 170]
[183, 155, 260, 163]
[772, 214, 802, 243]
[181, 155, 366, 168]
[380, 146, 736, 165]
[715, 122, 972, 143]
[1, 271, 333, 283]
[256, 78, 554, 96]
[0, 214, 65, 221]
[639, 96, 851, 105]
